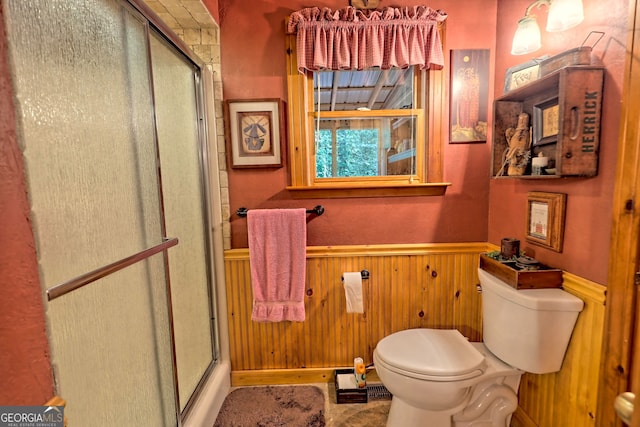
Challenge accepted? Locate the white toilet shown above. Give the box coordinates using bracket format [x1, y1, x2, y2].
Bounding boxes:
[373, 268, 584, 427]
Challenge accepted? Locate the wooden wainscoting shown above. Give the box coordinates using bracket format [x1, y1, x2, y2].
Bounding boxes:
[224, 243, 488, 383]
[224, 243, 606, 427]
[512, 272, 606, 427]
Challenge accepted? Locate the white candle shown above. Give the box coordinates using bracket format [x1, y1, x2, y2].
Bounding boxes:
[531, 153, 548, 175]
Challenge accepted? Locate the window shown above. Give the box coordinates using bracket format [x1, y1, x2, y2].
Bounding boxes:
[313, 67, 420, 179]
[285, 16, 449, 198]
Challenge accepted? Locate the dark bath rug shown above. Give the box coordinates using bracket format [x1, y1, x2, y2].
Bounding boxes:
[213, 385, 325, 427]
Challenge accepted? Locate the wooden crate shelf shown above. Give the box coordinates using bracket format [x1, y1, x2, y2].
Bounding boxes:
[492, 66, 604, 178]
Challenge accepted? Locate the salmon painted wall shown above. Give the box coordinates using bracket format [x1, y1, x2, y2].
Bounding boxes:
[216, 0, 497, 248]
[490, 0, 628, 284]
[202, 0, 220, 24]
[0, 7, 54, 404]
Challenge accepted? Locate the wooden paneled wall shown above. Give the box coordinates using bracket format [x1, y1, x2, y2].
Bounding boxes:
[223, 243, 606, 425]
[224, 243, 487, 373]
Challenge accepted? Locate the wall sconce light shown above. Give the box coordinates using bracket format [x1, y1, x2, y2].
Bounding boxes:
[511, 0, 584, 55]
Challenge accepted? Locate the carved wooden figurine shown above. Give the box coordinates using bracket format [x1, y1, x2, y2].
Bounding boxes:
[504, 113, 531, 176]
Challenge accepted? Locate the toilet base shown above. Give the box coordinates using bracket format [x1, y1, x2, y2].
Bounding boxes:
[379, 343, 523, 427]
[385, 381, 518, 427]
[453, 383, 518, 427]
[386, 396, 458, 427]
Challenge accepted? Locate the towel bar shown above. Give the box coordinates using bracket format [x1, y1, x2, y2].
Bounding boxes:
[236, 205, 325, 217]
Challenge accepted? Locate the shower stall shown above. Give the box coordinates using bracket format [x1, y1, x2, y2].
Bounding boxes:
[3, 0, 228, 424]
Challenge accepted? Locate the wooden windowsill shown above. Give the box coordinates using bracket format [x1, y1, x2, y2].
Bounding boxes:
[286, 182, 450, 199]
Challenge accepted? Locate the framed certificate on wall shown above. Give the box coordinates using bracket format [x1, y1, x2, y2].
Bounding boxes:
[526, 191, 567, 252]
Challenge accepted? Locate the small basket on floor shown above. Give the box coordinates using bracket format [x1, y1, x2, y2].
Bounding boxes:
[334, 369, 392, 404]
[334, 368, 368, 404]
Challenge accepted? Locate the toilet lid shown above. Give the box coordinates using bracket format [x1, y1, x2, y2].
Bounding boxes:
[375, 329, 485, 380]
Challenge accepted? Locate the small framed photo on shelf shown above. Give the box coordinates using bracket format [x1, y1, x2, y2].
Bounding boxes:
[225, 99, 285, 168]
[526, 191, 567, 252]
[533, 98, 560, 146]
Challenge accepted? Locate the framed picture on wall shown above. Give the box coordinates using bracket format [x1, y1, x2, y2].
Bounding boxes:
[449, 49, 490, 144]
[533, 97, 560, 146]
[225, 99, 285, 168]
[526, 191, 567, 252]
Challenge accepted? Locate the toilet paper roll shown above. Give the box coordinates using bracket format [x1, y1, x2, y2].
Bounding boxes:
[343, 272, 364, 313]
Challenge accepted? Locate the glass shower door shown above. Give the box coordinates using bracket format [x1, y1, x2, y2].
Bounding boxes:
[4, 0, 177, 424]
[149, 31, 217, 413]
[3, 0, 219, 424]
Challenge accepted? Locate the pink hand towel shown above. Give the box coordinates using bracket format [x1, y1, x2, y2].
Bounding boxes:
[248, 208, 307, 322]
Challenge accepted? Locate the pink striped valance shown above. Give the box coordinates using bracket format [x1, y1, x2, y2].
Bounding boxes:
[287, 6, 447, 72]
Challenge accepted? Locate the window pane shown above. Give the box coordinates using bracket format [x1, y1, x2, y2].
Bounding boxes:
[315, 116, 416, 178]
[315, 129, 333, 178]
[314, 67, 414, 111]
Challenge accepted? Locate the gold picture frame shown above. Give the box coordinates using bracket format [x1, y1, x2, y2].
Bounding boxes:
[225, 99, 285, 168]
[533, 97, 559, 146]
[526, 191, 567, 252]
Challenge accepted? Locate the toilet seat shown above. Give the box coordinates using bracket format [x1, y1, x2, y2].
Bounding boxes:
[374, 329, 486, 381]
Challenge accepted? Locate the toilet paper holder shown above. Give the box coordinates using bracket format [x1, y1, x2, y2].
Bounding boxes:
[342, 270, 370, 281]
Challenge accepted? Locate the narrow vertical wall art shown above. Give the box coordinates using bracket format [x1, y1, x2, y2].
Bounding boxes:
[449, 49, 490, 143]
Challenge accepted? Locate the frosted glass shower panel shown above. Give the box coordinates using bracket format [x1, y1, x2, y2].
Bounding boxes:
[5, 0, 164, 287]
[5, 1, 177, 425]
[149, 33, 215, 411]
[47, 254, 176, 426]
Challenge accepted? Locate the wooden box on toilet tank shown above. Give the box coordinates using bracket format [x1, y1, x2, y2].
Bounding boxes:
[479, 253, 563, 290]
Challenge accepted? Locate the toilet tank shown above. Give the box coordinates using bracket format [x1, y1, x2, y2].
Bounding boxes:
[478, 268, 584, 374]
